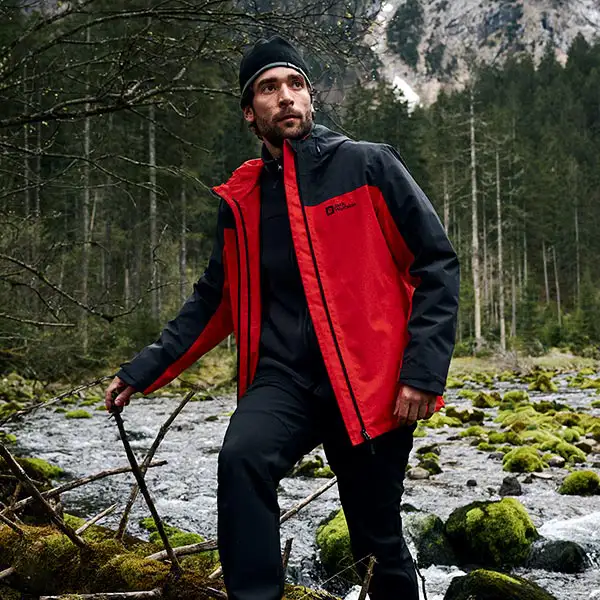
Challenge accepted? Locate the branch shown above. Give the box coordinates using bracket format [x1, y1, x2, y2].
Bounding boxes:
[75, 503, 118, 535]
[40, 591, 163, 600]
[0, 312, 75, 328]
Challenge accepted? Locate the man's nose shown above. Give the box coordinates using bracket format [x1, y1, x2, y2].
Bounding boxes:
[278, 84, 293, 105]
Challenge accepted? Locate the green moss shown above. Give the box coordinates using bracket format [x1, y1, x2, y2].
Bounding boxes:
[418, 457, 442, 475]
[314, 466, 335, 478]
[581, 378, 600, 390]
[446, 377, 464, 389]
[422, 412, 462, 428]
[540, 440, 586, 464]
[472, 392, 501, 409]
[499, 371, 518, 382]
[413, 424, 427, 437]
[445, 498, 538, 568]
[458, 389, 479, 401]
[591, 399, 600, 409]
[559, 471, 600, 495]
[0, 432, 16, 444]
[502, 447, 545, 473]
[14, 457, 64, 480]
[65, 409, 92, 419]
[93, 553, 169, 592]
[316, 509, 358, 584]
[0, 585, 21, 600]
[528, 373, 558, 393]
[283, 584, 341, 599]
[560, 428, 581, 443]
[477, 442, 497, 452]
[460, 426, 487, 438]
[533, 400, 570, 413]
[445, 568, 557, 599]
[502, 390, 530, 405]
[292, 455, 324, 477]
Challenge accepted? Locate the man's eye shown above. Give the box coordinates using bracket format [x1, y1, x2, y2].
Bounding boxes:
[292, 80, 303, 88]
[263, 84, 276, 92]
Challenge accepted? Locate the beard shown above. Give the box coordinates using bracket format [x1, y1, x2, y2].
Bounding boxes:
[254, 107, 313, 147]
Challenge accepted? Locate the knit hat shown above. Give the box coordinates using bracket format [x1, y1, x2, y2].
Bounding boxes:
[239, 36, 311, 107]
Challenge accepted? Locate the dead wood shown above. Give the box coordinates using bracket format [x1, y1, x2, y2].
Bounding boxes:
[358, 555, 376, 600]
[76, 503, 118, 534]
[40, 590, 162, 599]
[282, 538, 293, 571]
[0, 567, 15, 580]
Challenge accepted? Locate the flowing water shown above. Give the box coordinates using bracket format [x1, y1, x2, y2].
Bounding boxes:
[4, 374, 600, 600]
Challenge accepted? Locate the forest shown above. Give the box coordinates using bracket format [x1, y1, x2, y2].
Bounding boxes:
[1, 1, 600, 382]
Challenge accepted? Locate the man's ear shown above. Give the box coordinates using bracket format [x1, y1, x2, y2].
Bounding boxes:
[243, 105, 255, 124]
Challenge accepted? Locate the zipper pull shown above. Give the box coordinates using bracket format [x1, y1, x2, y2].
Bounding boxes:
[362, 429, 375, 455]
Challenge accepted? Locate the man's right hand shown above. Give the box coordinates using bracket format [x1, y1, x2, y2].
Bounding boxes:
[105, 376, 137, 413]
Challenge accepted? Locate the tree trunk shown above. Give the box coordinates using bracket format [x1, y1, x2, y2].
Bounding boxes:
[496, 149, 506, 351]
[542, 240, 550, 305]
[511, 251, 517, 339]
[180, 185, 187, 305]
[470, 92, 483, 348]
[552, 245, 561, 327]
[23, 66, 30, 219]
[443, 165, 449, 232]
[81, 72, 91, 355]
[575, 203, 580, 307]
[149, 104, 159, 321]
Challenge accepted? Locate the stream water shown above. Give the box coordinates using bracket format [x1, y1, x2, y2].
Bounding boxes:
[4, 374, 600, 600]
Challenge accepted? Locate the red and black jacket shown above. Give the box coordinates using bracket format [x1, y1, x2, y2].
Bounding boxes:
[118, 125, 460, 446]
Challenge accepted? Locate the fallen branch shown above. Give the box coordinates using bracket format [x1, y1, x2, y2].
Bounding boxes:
[0, 374, 113, 425]
[201, 586, 228, 599]
[1, 460, 167, 517]
[76, 503, 118, 534]
[0, 510, 24, 535]
[282, 538, 293, 571]
[358, 555, 376, 600]
[116, 391, 195, 540]
[40, 590, 162, 599]
[111, 410, 181, 574]
[0, 443, 87, 549]
[0, 567, 15, 580]
[149, 476, 338, 571]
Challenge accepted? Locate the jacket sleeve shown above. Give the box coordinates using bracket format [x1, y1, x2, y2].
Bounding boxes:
[117, 200, 234, 395]
[375, 145, 460, 396]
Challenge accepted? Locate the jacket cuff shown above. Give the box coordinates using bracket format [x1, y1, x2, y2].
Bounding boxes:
[116, 366, 141, 392]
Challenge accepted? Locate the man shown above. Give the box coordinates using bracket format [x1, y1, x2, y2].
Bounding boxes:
[105, 36, 460, 600]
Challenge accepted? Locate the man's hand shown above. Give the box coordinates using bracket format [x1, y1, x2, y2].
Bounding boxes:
[105, 376, 137, 413]
[393, 384, 437, 426]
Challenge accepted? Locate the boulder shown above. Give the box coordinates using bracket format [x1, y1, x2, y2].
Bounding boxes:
[444, 569, 557, 600]
[558, 470, 600, 495]
[526, 539, 590, 573]
[502, 447, 545, 473]
[407, 467, 430, 480]
[499, 476, 522, 496]
[316, 510, 358, 584]
[444, 498, 538, 568]
[404, 513, 458, 568]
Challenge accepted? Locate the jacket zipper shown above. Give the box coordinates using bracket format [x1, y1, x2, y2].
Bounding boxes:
[293, 154, 371, 444]
[230, 198, 252, 390]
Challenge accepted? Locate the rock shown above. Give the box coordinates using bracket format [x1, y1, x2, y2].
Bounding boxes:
[472, 392, 499, 409]
[444, 498, 538, 568]
[523, 474, 534, 484]
[415, 443, 440, 456]
[291, 455, 331, 478]
[558, 470, 600, 495]
[489, 451, 505, 461]
[531, 472, 553, 480]
[316, 509, 359, 584]
[466, 479, 477, 487]
[575, 440, 593, 454]
[502, 447, 545, 473]
[547, 455, 566, 468]
[501, 390, 530, 406]
[404, 513, 458, 568]
[499, 476, 522, 496]
[444, 568, 557, 600]
[528, 373, 558, 393]
[407, 467, 430, 480]
[527, 539, 590, 573]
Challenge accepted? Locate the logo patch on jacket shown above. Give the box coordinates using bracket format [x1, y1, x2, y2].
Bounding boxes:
[325, 201, 357, 216]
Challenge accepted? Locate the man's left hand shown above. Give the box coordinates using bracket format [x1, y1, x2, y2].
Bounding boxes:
[394, 384, 437, 426]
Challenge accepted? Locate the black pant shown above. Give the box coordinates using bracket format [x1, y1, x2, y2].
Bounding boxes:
[217, 369, 418, 600]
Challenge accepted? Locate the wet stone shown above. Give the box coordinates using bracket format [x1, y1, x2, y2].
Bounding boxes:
[499, 476, 522, 496]
[466, 479, 477, 487]
[526, 539, 590, 573]
[408, 467, 430, 480]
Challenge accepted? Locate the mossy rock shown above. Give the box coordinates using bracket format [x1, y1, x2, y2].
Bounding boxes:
[445, 498, 538, 568]
[423, 412, 462, 428]
[0, 432, 16, 444]
[413, 424, 427, 437]
[560, 427, 581, 443]
[444, 568, 557, 600]
[528, 373, 558, 393]
[539, 440, 586, 464]
[581, 378, 600, 390]
[591, 399, 600, 409]
[503, 447, 545, 473]
[315, 509, 358, 584]
[291, 455, 325, 477]
[459, 425, 487, 438]
[558, 470, 600, 495]
[526, 539, 590, 574]
[446, 377, 465, 389]
[472, 392, 500, 409]
[313, 466, 335, 478]
[499, 370, 518, 382]
[418, 457, 442, 475]
[533, 400, 570, 414]
[93, 553, 169, 592]
[284, 584, 341, 599]
[13, 457, 64, 480]
[477, 442, 497, 452]
[446, 406, 485, 424]
[404, 513, 458, 568]
[501, 390, 530, 406]
[416, 443, 440, 456]
[458, 389, 479, 401]
[65, 409, 92, 419]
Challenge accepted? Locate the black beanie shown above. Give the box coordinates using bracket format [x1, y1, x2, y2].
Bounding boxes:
[239, 36, 311, 107]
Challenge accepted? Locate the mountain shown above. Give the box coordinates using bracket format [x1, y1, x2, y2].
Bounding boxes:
[368, 0, 600, 105]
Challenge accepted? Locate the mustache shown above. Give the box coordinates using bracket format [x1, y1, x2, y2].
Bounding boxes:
[276, 111, 303, 121]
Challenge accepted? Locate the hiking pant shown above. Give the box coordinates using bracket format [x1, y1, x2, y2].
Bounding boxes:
[217, 369, 418, 600]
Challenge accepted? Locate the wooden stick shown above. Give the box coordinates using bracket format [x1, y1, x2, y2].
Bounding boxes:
[40, 590, 162, 599]
[76, 503, 118, 534]
[0, 510, 24, 535]
[147, 476, 338, 565]
[0, 443, 87, 549]
[0, 374, 113, 425]
[116, 391, 195, 540]
[0, 567, 15, 580]
[201, 587, 228, 600]
[1, 460, 167, 517]
[358, 555, 376, 600]
[282, 538, 293, 571]
[111, 410, 181, 574]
